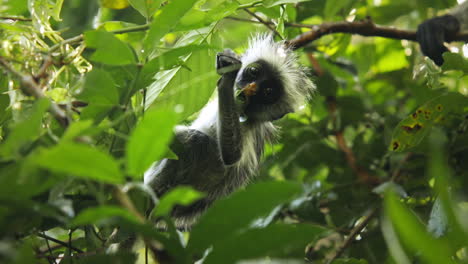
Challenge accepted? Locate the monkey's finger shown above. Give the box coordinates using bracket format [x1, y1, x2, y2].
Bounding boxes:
[216, 53, 242, 75]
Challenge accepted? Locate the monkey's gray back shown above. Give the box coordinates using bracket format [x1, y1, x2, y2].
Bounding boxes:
[144, 107, 276, 223]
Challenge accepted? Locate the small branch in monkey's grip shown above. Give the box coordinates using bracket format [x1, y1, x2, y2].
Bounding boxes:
[285, 17, 468, 49]
[0, 56, 70, 127]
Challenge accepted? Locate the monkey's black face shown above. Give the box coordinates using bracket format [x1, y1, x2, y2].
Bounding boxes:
[235, 59, 285, 120]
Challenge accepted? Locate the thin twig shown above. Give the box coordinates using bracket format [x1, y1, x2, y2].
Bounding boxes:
[243, 9, 283, 39]
[37, 233, 84, 254]
[0, 16, 32, 21]
[325, 96, 380, 185]
[225, 16, 314, 28]
[42, 232, 57, 264]
[288, 17, 468, 49]
[0, 56, 70, 127]
[325, 207, 379, 264]
[113, 187, 172, 264]
[49, 24, 150, 52]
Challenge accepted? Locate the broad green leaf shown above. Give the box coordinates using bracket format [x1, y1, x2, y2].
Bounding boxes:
[441, 52, 468, 74]
[35, 142, 124, 184]
[188, 181, 302, 255]
[3, 0, 28, 15]
[84, 30, 136, 65]
[324, 0, 354, 18]
[146, 48, 218, 120]
[143, 0, 198, 53]
[77, 69, 119, 122]
[100, 0, 130, 9]
[153, 186, 204, 217]
[0, 98, 49, 159]
[71, 206, 139, 226]
[61, 120, 94, 142]
[204, 224, 325, 264]
[137, 44, 214, 89]
[384, 191, 455, 264]
[128, 0, 162, 18]
[389, 93, 468, 152]
[51, 0, 64, 21]
[126, 108, 178, 177]
[175, 2, 239, 31]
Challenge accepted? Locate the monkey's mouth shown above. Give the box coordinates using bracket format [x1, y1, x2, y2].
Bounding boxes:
[236, 82, 257, 103]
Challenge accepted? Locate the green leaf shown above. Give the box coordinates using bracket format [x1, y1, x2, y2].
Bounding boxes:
[61, 120, 94, 142]
[84, 30, 136, 65]
[0, 98, 49, 159]
[137, 44, 215, 89]
[100, 0, 130, 9]
[35, 142, 124, 184]
[129, 0, 163, 18]
[77, 69, 119, 122]
[441, 52, 468, 74]
[76, 252, 137, 264]
[126, 108, 178, 177]
[3, 0, 28, 15]
[71, 206, 139, 227]
[204, 224, 325, 264]
[146, 48, 218, 120]
[153, 186, 204, 217]
[188, 181, 302, 255]
[389, 93, 468, 152]
[384, 191, 456, 264]
[324, 0, 354, 18]
[143, 0, 198, 54]
[51, 0, 64, 21]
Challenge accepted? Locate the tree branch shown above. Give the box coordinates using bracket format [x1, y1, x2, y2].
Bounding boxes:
[287, 17, 468, 49]
[0, 56, 70, 127]
[242, 9, 283, 39]
[325, 207, 379, 264]
[37, 233, 84, 254]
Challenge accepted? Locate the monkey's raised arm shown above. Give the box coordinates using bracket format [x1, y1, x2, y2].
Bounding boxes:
[216, 51, 243, 166]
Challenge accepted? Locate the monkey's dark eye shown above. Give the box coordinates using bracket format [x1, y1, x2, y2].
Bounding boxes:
[264, 87, 272, 95]
[245, 64, 260, 78]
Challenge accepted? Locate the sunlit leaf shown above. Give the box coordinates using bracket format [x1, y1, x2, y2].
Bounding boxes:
[389, 93, 468, 152]
[77, 68, 119, 122]
[71, 206, 139, 226]
[126, 108, 178, 177]
[100, 0, 130, 9]
[84, 30, 136, 65]
[129, 0, 163, 18]
[143, 0, 198, 53]
[153, 186, 205, 217]
[35, 142, 124, 184]
[0, 98, 49, 159]
[146, 48, 218, 120]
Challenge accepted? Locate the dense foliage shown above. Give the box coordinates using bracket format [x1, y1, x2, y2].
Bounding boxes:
[1, 0, 468, 263]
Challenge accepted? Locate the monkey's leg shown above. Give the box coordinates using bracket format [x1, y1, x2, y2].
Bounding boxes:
[216, 52, 243, 165]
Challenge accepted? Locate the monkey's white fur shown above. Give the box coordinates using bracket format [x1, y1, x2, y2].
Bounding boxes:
[240, 34, 314, 112]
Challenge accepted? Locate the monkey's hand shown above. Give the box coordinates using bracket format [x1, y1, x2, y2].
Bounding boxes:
[416, 15, 460, 66]
[216, 49, 242, 75]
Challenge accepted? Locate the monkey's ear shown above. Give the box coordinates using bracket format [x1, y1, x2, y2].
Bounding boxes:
[216, 49, 242, 75]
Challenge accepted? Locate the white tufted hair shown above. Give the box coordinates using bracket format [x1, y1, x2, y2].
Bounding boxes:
[240, 34, 315, 110]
